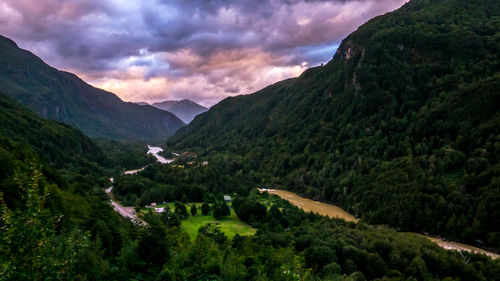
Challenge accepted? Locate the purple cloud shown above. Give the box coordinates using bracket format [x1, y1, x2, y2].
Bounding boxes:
[0, 0, 408, 107]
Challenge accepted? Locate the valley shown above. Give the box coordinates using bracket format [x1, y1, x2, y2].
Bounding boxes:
[261, 188, 500, 260]
[105, 145, 170, 224]
[106, 145, 257, 238]
[168, 0, 500, 251]
[1, 0, 500, 280]
[108, 143, 500, 260]
[259, 188, 358, 222]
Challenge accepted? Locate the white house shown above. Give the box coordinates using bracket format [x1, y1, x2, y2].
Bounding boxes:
[223, 195, 231, 202]
[155, 207, 165, 213]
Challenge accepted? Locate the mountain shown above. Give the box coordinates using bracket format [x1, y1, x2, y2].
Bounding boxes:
[168, 0, 500, 247]
[2, 88, 499, 280]
[0, 91, 104, 168]
[2, 1, 500, 279]
[0, 90, 134, 279]
[0, 35, 184, 140]
[152, 99, 207, 123]
[0, 90, 107, 209]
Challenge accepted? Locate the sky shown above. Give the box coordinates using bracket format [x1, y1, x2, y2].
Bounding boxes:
[0, 0, 407, 107]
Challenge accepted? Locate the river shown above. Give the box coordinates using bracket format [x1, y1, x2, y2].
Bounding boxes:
[260, 189, 358, 222]
[259, 188, 499, 259]
[147, 145, 173, 163]
[106, 145, 171, 225]
[107, 147, 500, 259]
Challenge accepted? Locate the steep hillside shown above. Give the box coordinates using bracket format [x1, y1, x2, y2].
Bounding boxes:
[0, 91, 141, 279]
[0, 36, 184, 140]
[0, 91, 104, 168]
[168, 0, 500, 247]
[0, 89, 107, 214]
[153, 99, 207, 123]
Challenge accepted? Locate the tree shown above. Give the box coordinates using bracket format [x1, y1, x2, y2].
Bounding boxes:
[136, 215, 170, 268]
[201, 202, 211, 215]
[0, 167, 96, 280]
[221, 202, 230, 217]
[233, 198, 266, 222]
[364, 253, 387, 279]
[213, 204, 223, 220]
[212, 202, 231, 220]
[198, 223, 227, 244]
[175, 202, 188, 219]
[191, 205, 198, 216]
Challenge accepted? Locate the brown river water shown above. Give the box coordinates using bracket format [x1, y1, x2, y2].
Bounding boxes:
[259, 189, 499, 259]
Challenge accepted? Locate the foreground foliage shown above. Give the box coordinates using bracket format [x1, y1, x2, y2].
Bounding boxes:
[0, 90, 499, 280]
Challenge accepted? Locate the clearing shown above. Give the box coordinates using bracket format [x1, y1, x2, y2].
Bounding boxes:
[139, 202, 256, 239]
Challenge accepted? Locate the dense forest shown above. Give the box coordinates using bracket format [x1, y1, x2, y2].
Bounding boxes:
[1, 83, 499, 279]
[167, 0, 500, 248]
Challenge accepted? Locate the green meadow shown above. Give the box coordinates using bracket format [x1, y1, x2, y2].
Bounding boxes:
[139, 202, 256, 239]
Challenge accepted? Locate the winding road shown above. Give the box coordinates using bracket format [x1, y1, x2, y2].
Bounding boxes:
[106, 145, 172, 225]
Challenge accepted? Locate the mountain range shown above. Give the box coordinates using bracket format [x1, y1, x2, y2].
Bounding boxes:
[0, 35, 184, 141]
[152, 99, 207, 123]
[1, 0, 500, 279]
[168, 0, 500, 247]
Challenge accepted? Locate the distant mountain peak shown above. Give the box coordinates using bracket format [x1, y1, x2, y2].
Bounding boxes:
[152, 99, 207, 123]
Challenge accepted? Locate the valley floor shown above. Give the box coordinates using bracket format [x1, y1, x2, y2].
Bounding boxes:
[262, 188, 500, 259]
[106, 145, 500, 260]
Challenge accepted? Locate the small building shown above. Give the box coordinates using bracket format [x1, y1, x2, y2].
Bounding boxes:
[155, 207, 165, 213]
[223, 195, 232, 202]
[151, 202, 157, 206]
[201, 161, 209, 166]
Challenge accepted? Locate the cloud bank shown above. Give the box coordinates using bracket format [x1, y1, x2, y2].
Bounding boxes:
[0, 0, 407, 107]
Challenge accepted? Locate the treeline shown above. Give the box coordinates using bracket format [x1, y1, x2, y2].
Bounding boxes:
[107, 161, 500, 279]
[94, 138, 157, 171]
[0, 93, 136, 279]
[166, 0, 500, 248]
[112, 155, 255, 207]
[2, 117, 500, 280]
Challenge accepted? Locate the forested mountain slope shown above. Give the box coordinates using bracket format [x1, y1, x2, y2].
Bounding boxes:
[0, 91, 107, 205]
[168, 0, 500, 248]
[0, 92, 103, 166]
[0, 91, 151, 279]
[1, 44, 499, 281]
[0, 35, 184, 140]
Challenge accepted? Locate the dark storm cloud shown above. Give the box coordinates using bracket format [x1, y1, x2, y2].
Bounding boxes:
[0, 0, 407, 106]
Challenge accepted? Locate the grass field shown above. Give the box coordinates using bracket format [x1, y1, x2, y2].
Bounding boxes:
[139, 202, 256, 239]
[182, 209, 256, 239]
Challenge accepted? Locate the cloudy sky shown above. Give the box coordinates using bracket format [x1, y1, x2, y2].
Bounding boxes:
[0, 0, 407, 107]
